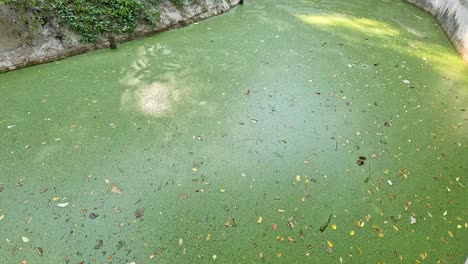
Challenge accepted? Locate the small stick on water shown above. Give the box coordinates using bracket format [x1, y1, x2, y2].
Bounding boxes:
[364, 164, 371, 182]
[319, 214, 333, 232]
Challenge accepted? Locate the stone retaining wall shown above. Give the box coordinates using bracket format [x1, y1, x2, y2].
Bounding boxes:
[0, 0, 240, 73]
[404, 0, 468, 62]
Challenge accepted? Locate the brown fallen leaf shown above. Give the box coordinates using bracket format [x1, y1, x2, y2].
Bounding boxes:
[135, 208, 145, 219]
[36, 247, 43, 256]
[109, 184, 122, 194]
[440, 237, 448, 244]
[95, 239, 104, 249]
[272, 223, 278, 230]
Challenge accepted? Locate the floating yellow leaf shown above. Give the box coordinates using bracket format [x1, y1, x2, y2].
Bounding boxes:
[419, 252, 427, 260]
[378, 232, 384, 238]
[448, 231, 454, 238]
[331, 224, 337, 230]
[327, 240, 334, 248]
[192, 167, 198, 172]
[257, 216, 263, 224]
[296, 175, 301, 182]
[109, 185, 122, 194]
[392, 225, 399, 231]
[365, 214, 371, 222]
[443, 210, 447, 216]
[0, 215, 4, 221]
[52, 197, 59, 201]
[457, 224, 462, 229]
[349, 230, 355, 236]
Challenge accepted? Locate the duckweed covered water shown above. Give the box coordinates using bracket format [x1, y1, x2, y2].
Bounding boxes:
[0, 0, 467, 263]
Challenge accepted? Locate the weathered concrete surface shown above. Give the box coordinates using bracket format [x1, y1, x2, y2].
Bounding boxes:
[404, 0, 468, 62]
[0, 0, 240, 73]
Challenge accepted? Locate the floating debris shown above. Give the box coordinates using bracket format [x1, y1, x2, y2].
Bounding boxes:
[109, 184, 122, 194]
[57, 202, 69, 208]
[319, 214, 332, 232]
[135, 208, 145, 219]
[95, 239, 103, 249]
[356, 159, 365, 166]
[257, 216, 263, 224]
[36, 247, 43, 256]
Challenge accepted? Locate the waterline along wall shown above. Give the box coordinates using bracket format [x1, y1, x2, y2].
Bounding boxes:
[404, 0, 468, 62]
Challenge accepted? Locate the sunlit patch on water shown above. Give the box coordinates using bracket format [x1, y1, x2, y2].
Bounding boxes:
[121, 82, 180, 116]
[296, 13, 399, 37]
[119, 43, 184, 116]
[137, 82, 179, 115]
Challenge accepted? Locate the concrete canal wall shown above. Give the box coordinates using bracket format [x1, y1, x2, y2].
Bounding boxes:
[404, 0, 468, 62]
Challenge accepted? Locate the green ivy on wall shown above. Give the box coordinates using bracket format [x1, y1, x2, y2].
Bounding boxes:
[2, 0, 186, 43]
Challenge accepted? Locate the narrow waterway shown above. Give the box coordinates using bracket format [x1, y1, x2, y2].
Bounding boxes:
[0, 0, 467, 263]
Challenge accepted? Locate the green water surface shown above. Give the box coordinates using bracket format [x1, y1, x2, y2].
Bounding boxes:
[0, 0, 467, 263]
